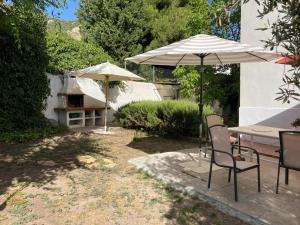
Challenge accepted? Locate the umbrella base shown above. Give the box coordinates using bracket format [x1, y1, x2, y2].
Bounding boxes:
[94, 127, 114, 135]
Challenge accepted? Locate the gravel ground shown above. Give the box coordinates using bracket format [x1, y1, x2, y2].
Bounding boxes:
[0, 127, 249, 225]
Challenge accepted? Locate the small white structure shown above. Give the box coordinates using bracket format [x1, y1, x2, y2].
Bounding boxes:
[71, 62, 145, 133]
[44, 74, 161, 128]
[240, 2, 300, 144]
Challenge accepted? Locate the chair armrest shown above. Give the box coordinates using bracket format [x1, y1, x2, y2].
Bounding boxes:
[232, 145, 260, 164]
[232, 144, 258, 154]
[212, 148, 236, 168]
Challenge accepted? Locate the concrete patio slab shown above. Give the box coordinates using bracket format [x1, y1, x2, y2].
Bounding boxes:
[129, 149, 300, 225]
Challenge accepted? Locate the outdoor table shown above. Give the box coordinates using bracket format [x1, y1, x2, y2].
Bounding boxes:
[228, 125, 289, 160]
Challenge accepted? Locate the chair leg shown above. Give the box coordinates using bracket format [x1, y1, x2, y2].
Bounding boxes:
[238, 135, 241, 154]
[234, 170, 238, 202]
[208, 161, 213, 189]
[285, 168, 289, 185]
[228, 168, 231, 183]
[276, 164, 280, 194]
[257, 166, 261, 192]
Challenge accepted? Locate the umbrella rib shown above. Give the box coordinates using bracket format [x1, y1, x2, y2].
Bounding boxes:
[139, 55, 159, 64]
[246, 52, 269, 62]
[176, 54, 186, 66]
[215, 53, 223, 64]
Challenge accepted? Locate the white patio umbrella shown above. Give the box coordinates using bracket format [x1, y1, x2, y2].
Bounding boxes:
[126, 34, 282, 147]
[71, 62, 145, 133]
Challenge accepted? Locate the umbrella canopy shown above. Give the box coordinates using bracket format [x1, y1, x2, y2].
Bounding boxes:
[72, 62, 145, 81]
[126, 34, 282, 148]
[276, 54, 299, 66]
[70, 62, 144, 133]
[126, 34, 281, 65]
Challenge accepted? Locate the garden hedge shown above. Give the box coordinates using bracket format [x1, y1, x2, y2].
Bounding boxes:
[0, 6, 50, 132]
[115, 100, 214, 137]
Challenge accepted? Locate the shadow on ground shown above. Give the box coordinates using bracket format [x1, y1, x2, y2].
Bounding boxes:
[137, 171, 249, 225]
[163, 190, 249, 225]
[127, 136, 198, 154]
[0, 133, 110, 210]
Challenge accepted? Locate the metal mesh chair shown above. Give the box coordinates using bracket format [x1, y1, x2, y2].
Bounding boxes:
[204, 114, 238, 157]
[276, 131, 300, 194]
[208, 125, 261, 201]
[206, 114, 223, 128]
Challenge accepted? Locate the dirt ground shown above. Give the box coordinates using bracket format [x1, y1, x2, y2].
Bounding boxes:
[0, 127, 249, 225]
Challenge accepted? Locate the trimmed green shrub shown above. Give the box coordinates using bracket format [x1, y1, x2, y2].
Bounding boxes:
[115, 100, 214, 137]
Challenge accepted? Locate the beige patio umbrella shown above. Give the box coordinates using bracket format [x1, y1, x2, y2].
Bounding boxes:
[71, 62, 145, 133]
[126, 34, 282, 148]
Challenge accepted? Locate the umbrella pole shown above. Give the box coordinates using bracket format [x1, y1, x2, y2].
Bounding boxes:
[104, 76, 109, 132]
[199, 56, 204, 156]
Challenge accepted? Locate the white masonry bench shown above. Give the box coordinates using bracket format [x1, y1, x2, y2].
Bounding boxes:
[54, 107, 108, 128]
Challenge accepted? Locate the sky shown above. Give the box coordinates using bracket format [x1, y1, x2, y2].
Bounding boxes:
[46, 0, 79, 21]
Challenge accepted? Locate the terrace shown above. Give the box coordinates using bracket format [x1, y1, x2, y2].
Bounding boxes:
[129, 143, 300, 225]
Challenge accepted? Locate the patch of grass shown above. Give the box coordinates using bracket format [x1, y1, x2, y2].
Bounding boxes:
[148, 198, 161, 206]
[39, 193, 56, 208]
[90, 187, 104, 198]
[0, 124, 68, 143]
[7, 192, 28, 208]
[119, 191, 135, 205]
[19, 214, 40, 224]
[7, 191, 39, 224]
[8, 204, 29, 218]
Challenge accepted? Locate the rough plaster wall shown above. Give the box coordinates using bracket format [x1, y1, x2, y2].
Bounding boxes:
[44, 75, 161, 123]
[240, 1, 300, 129]
[76, 78, 106, 108]
[107, 81, 162, 121]
[44, 74, 62, 121]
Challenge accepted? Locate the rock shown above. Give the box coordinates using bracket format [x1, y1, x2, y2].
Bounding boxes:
[67, 26, 81, 41]
[37, 160, 56, 167]
[47, 19, 55, 25]
[103, 158, 117, 168]
[77, 155, 96, 165]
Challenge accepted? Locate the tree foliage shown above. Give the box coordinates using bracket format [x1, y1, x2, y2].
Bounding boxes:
[145, 4, 191, 50]
[173, 66, 204, 100]
[172, 0, 240, 124]
[78, 0, 212, 62]
[0, 0, 66, 13]
[188, 0, 211, 35]
[0, 4, 50, 131]
[78, 0, 149, 63]
[46, 32, 112, 74]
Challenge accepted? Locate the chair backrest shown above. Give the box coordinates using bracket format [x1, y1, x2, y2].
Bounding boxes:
[209, 125, 233, 165]
[206, 114, 223, 128]
[279, 131, 300, 170]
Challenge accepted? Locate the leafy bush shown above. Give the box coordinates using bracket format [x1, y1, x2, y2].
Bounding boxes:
[46, 32, 112, 74]
[115, 100, 214, 137]
[0, 122, 68, 143]
[0, 6, 50, 132]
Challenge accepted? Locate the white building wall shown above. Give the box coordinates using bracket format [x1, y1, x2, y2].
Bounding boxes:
[107, 81, 161, 121]
[44, 74, 161, 124]
[240, 1, 300, 135]
[44, 74, 62, 121]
